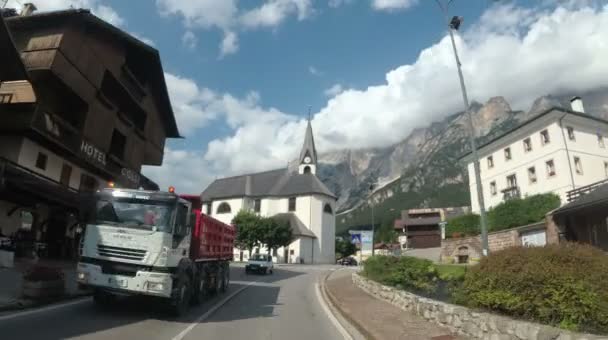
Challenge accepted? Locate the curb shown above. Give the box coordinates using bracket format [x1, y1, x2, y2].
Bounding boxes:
[0, 291, 91, 313]
[320, 269, 372, 340]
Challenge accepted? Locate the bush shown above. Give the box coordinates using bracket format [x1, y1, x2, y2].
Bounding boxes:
[446, 213, 480, 237]
[488, 193, 560, 232]
[363, 256, 445, 295]
[23, 266, 64, 282]
[455, 243, 608, 334]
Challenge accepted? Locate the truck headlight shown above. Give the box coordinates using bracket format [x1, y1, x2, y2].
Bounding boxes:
[77, 272, 88, 283]
[147, 282, 165, 291]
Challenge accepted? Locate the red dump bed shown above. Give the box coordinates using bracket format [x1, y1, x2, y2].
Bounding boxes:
[180, 195, 235, 261]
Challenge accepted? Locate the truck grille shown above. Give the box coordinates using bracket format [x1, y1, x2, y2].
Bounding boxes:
[97, 244, 147, 261]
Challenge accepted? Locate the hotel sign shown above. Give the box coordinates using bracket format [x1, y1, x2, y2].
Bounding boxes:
[80, 140, 107, 167]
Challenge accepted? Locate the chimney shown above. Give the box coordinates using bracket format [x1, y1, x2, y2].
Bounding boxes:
[20, 3, 37, 16]
[570, 96, 585, 113]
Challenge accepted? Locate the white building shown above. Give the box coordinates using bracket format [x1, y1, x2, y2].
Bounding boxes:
[200, 120, 336, 264]
[463, 97, 608, 213]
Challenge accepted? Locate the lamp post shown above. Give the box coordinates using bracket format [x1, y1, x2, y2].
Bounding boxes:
[369, 184, 375, 256]
[435, 0, 489, 255]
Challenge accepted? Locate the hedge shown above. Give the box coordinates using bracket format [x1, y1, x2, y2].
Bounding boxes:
[454, 243, 608, 334]
[446, 193, 560, 237]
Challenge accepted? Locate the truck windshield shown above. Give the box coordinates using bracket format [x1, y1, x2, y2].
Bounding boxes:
[94, 198, 174, 232]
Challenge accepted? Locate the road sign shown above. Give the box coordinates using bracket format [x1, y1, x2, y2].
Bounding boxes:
[350, 234, 361, 245]
[360, 231, 373, 253]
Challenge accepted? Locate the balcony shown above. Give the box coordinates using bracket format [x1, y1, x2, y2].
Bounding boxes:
[566, 179, 608, 202]
[502, 186, 521, 201]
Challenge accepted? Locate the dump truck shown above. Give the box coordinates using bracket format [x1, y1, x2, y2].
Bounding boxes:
[77, 187, 235, 315]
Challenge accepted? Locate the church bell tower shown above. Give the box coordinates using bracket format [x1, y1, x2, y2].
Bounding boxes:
[298, 117, 318, 175]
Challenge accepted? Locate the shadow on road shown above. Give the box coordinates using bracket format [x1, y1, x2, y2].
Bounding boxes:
[0, 266, 308, 339]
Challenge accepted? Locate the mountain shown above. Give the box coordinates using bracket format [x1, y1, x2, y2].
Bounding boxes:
[314, 91, 608, 235]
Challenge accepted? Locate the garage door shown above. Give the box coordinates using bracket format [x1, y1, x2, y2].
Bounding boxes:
[408, 233, 441, 248]
[520, 229, 546, 247]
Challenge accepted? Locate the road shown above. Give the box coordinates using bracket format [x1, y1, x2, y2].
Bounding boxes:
[0, 264, 345, 340]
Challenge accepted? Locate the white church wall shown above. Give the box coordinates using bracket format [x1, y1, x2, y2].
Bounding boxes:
[311, 194, 336, 264]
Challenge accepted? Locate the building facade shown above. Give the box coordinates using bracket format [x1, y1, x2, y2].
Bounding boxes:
[0, 8, 178, 260]
[201, 121, 336, 264]
[463, 98, 608, 213]
[395, 206, 470, 249]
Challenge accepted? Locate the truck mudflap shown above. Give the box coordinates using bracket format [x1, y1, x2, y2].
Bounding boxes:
[77, 262, 173, 298]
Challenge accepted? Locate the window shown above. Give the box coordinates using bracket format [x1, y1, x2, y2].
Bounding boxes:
[546, 160, 556, 177]
[506, 174, 517, 188]
[254, 199, 261, 213]
[567, 126, 575, 141]
[324, 203, 333, 214]
[504, 147, 512, 161]
[523, 138, 532, 152]
[528, 167, 537, 184]
[487, 156, 494, 169]
[35, 152, 47, 170]
[490, 181, 497, 196]
[598, 134, 605, 148]
[175, 203, 189, 236]
[605, 162, 608, 178]
[60, 164, 72, 186]
[217, 202, 231, 214]
[79, 174, 98, 192]
[303, 166, 311, 174]
[109, 129, 126, 160]
[288, 197, 296, 211]
[540, 129, 550, 145]
[574, 156, 583, 175]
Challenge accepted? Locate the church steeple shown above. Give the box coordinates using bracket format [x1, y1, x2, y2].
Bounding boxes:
[299, 109, 317, 175]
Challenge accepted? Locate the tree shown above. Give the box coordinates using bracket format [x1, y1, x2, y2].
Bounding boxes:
[260, 217, 293, 256]
[232, 210, 263, 256]
[335, 238, 356, 260]
[374, 220, 398, 244]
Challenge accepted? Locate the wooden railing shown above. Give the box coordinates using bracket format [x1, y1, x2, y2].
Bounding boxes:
[566, 179, 608, 202]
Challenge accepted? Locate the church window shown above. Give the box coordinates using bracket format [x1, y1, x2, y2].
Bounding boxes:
[217, 202, 231, 214]
[303, 166, 311, 174]
[288, 197, 296, 211]
[254, 199, 261, 213]
[323, 203, 333, 215]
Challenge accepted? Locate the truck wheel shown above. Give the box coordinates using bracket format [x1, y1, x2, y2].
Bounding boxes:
[191, 274, 205, 305]
[169, 276, 191, 316]
[93, 290, 115, 308]
[220, 269, 229, 292]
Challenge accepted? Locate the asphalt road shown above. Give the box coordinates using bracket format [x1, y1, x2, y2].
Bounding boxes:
[0, 264, 344, 340]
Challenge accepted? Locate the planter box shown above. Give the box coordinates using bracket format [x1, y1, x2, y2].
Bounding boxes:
[22, 279, 65, 299]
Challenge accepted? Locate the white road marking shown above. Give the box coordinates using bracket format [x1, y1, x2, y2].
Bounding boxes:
[0, 297, 90, 322]
[170, 280, 257, 340]
[315, 282, 353, 340]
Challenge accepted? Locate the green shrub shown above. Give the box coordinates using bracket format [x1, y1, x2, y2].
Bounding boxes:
[363, 256, 441, 294]
[446, 213, 480, 237]
[456, 243, 608, 334]
[488, 193, 560, 232]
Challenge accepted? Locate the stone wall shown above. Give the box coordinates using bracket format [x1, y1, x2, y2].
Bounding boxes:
[440, 222, 547, 263]
[352, 273, 605, 340]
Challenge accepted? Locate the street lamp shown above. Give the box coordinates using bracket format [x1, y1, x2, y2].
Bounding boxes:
[369, 183, 376, 256]
[435, 0, 489, 256]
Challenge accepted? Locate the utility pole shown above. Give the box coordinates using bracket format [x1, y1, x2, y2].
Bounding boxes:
[435, 0, 489, 255]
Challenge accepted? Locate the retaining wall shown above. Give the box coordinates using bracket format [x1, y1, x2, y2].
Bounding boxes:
[352, 272, 606, 340]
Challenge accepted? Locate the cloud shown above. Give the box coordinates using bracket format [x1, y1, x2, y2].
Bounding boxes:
[309, 66, 323, 76]
[371, 0, 419, 12]
[324, 84, 344, 97]
[142, 147, 213, 194]
[6, 0, 124, 25]
[156, 0, 314, 57]
[147, 3, 608, 192]
[182, 31, 198, 49]
[220, 31, 239, 57]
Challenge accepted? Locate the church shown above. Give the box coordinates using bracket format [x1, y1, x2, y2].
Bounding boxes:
[200, 120, 336, 264]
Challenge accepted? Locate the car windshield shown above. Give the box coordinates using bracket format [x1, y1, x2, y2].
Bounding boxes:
[250, 254, 269, 262]
[94, 198, 174, 232]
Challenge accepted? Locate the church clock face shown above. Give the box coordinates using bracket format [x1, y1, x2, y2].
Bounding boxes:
[303, 156, 311, 164]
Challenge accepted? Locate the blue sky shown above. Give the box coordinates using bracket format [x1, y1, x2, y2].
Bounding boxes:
[8, 0, 608, 192]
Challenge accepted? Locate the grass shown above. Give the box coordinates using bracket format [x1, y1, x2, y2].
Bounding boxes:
[435, 264, 467, 280]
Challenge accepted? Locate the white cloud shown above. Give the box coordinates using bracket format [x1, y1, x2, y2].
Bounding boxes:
[6, 0, 124, 25]
[142, 147, 213, 194]
[181, 31, 198, 49]
[220, 31, 239, 57]
[309, 66, 323, 76]
[147, 3, 608, 192]
[371, 0, 419, 12]
[156, 0, 314, 57]
[324, 84, 344, 97]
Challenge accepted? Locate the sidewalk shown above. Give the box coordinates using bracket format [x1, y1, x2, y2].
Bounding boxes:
[325, 269, 459, 340]
[0, 258, 89, 311]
